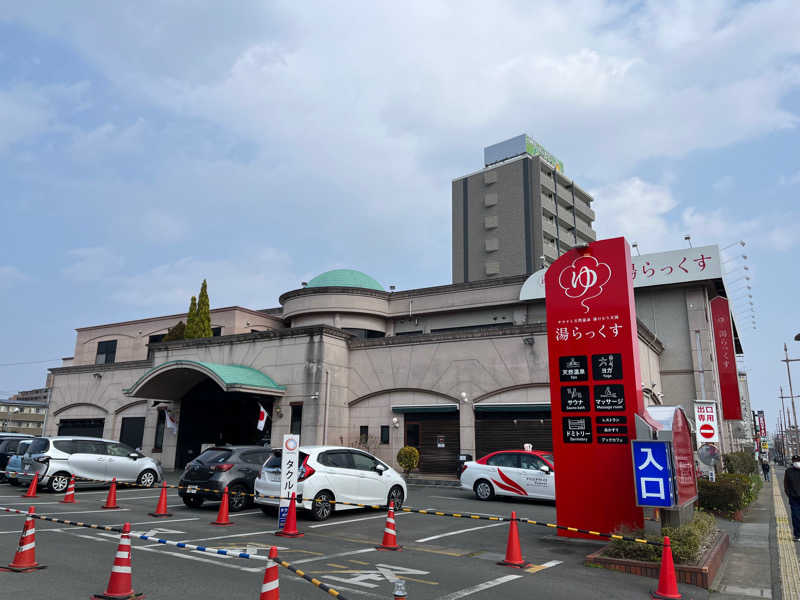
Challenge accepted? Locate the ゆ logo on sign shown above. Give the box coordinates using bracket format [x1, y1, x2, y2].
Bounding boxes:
[558, 255, 612, 313]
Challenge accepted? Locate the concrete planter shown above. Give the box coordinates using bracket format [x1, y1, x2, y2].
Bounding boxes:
[585, 531, 729, 590]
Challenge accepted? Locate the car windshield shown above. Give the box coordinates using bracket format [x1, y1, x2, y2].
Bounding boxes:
[541, 453, 554, 464]
[27, 438, 49, 454]
[264, 451, 282, 469]
[17, 441, 31, 455]
[194, 449, 232, 465]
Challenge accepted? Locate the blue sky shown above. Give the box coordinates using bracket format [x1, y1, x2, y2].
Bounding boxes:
[1, 2, 798, 434]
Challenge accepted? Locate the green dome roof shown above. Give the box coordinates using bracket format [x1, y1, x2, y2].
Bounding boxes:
[307, 269, 384, 291]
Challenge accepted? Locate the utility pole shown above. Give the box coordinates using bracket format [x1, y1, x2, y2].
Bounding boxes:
[780, 385, 800, 457]
[783, 343, 799, 436]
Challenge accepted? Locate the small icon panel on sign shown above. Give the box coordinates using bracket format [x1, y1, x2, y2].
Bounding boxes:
[593, 384, 626, 411]
[596, 415, 627, 425]
[591, 353, 623, 380]
[559, 356, 588, 382]
[561, 386, 590, 412]
[598, 436, 627, 444]
[562, 416, 592, 444]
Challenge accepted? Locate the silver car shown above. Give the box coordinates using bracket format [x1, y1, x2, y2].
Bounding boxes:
[19, 436, 164, 493]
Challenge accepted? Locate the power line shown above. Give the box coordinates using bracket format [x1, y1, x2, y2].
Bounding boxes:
[0, 358, 62, 367]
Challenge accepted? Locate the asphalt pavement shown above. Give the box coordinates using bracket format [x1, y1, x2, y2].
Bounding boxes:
[0, 477, 711, 599]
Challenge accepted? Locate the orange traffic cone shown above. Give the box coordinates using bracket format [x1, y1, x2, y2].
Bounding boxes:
[102, 478, 120, 509]
[497, 512, 530, 568]
[393, 580, 408, 599]
[60, 476, 76, 504]
[91, 522, 143, 599]
[21, 473, 39, 498]
[651, 536, 682, 599]
[148, 481, 172, 518]
[0, 506, 46, 572]
[211, 486, 234, 526]
[275, 492, 303, 538]
[259, 546, 280, 599]
[376, 501, 402, 551]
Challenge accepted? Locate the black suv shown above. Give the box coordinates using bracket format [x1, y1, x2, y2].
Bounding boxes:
[178, 446, 271, 512]
[0, 435, 33, 483]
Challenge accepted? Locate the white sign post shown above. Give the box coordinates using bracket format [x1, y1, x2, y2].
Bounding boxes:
[279, 434, 300, 528]
[694, 401, 720, 445]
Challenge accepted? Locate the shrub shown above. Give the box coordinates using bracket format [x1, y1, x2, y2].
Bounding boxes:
[698, 473, 759, 514]
[605, 511, 716, 564]
[723, 451, 758, 476]
[396, 446, 420, 476]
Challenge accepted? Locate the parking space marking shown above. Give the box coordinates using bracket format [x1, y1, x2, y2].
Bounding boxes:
[156, 529, 280, 545]
[0, 508, 131, 520]
[525, 560, 563, 573]
[435, 574, 523, 599]
[293, 547, 377, 564]
[415, 522, 506, 543]
[137, 546, 264, 573]
[309, 512, 412, 528]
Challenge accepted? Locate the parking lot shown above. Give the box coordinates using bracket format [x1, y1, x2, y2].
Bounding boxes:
[0, 477, 707, 600]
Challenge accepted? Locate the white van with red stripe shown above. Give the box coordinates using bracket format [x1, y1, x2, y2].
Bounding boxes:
[459, 450, 555, 501]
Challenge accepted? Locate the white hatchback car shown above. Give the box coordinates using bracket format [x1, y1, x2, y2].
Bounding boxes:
[254, 446, 407, 521]
[460, 450, 555, 501]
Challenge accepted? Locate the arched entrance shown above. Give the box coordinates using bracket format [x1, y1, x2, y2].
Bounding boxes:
[124, 360, 286, 468]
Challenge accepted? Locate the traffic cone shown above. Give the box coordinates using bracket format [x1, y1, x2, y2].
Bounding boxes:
[275, 492, 303, 538]
[148, 481, 172, 518]
[497, 512, 530, 568]
[102, 478, 121, 509]
[60, 476, 76, 504]
[651, 536, 682, 599]
[376, 501, 402, 550]
[0, 506, 46, 572]
[393, 580, 408, 599]
[91, 522, 143, 599]
[259, 546, 280, 600]
[21, 473, 39, 498]
[211, 486, 234, 526]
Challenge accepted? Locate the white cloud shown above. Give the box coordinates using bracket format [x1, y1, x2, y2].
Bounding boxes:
[0, 87, 51, 153]
[62, 247, 125, 282]
[712, 176, 734, 193]
[779, 170, 800, 186]
[0, 266, 28, 289]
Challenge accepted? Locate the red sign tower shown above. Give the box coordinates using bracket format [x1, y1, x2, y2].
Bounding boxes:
[545, 237, 649, 537]
[710, 297, 742, 421]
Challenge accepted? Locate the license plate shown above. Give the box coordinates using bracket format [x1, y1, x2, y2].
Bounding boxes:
[186, 485, 198, 494]
[267, 472, 280, 482]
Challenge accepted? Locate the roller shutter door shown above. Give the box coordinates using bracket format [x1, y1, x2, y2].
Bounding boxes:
[475, 412, 552, 458]
[403, 413, 460, 474]
[57, 418, 105, 438]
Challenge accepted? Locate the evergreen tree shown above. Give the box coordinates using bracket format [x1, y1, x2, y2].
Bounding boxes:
[197, 279, 212, 338]
[185, 296, 199, 339]
[162, 321, 186, 342]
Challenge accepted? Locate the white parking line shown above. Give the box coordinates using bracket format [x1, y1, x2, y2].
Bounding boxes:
[0, 508, 131, 520]
[292, 548, 377, 564]
[415, 522, 506, 543]
[540, 560, 563, 568]
[309, 512, 412, 528]
[137, 546, 264, 573]
[143, 529, 279, 547]
[435, 575, 523, 599]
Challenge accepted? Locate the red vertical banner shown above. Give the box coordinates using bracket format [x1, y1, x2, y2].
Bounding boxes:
[672, 409, 698, 506]
[710, 297, 742, 421]
[545, 237, 647, 537]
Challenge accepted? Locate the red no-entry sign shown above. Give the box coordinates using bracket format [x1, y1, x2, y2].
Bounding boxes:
[699, 423, 716, 439]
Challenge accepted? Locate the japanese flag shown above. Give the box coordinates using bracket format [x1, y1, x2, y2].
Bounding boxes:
[257, 407, 267, 431]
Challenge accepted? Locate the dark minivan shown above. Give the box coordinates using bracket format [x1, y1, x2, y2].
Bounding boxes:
[178, 446, 271, 512]
[0, 434, 33, 482]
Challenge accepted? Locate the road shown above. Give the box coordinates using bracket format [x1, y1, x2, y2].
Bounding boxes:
[0, 478, 709, 599]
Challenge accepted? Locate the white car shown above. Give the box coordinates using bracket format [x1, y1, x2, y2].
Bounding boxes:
[459, 450, 555, 501]
[254, 446, 407, 521]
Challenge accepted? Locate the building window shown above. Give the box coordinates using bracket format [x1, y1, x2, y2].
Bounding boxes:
[95, 340, 117, 365]
[212, 327, 222, 337]
[360, 426, 369, 445]
[290, 404, 303, 436]
[153, 409, 166, 451]
[148, 334, 165, 344]
[380, 426, 390, 444]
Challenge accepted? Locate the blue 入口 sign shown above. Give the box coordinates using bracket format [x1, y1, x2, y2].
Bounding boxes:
[632, 441, 675, 508]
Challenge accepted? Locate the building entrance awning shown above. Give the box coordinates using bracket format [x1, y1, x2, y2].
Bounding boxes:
[124, 360, 286, 400]
[474, 403, 551, 413]
[391, 404, 458, 414]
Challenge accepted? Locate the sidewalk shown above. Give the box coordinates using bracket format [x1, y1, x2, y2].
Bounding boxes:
[709, 476, 776, 599]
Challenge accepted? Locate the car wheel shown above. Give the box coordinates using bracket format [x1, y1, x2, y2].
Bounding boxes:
[260, 505, 275, 516]
[311, 491, 334, 521]
[47, 472, 71, 494]
[137, 469, 157, 488]
[228, 484, 250, 512]
[474, 479, 494, 501]
[182, 496, 204, 508]
[387, 486, 404, 510]
[8, 478, 20, 487]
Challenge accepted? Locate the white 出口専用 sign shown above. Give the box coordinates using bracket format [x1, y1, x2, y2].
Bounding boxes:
[694, 402, 720, 445]
[520, 244, 722, 301]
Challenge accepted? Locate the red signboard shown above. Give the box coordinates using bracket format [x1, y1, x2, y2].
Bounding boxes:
[710, 297, 742, 420]
[671, 408, 698, 506]
[758, 410, 767, 439]
[545, 237, 649, 537]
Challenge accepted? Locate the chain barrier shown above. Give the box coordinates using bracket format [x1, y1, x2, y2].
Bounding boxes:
[0, 505, 347, 598]
[2, 470, 660, 546]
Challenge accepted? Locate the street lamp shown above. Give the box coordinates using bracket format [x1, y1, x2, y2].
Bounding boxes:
[684, 235, 693, 248]
[631, 242, 641, 256]
[722, 240, 746, 251]
[722, 254, 748, 264]
[727, 275, 750, 286]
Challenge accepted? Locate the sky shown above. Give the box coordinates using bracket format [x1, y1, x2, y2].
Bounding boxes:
[1, 1, 798, 434]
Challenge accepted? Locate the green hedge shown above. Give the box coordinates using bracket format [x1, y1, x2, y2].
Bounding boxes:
[722, 451, 758, 476]
[698, 473, 761, 514]
[605, 511, 716, 564]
